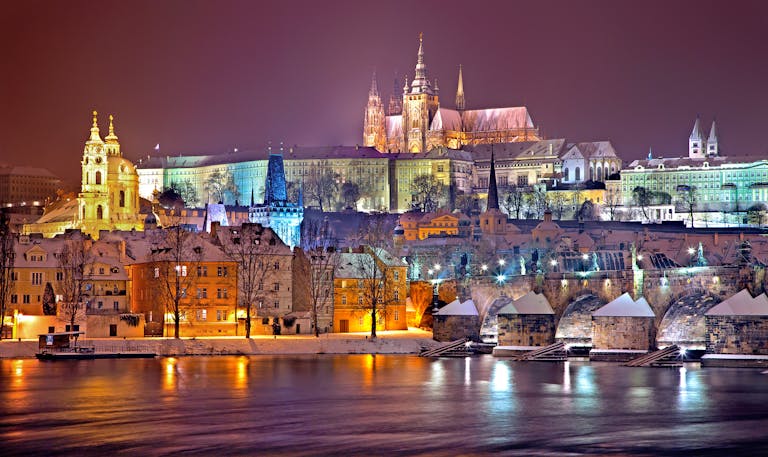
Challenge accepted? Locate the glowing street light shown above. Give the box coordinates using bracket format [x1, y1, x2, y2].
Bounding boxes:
[427, 269, 434, 276]
[496, 274, 506, 283]
[637, 254, 644, 261]
[550, 259, 557, 266]
[687, 247, 695, 255]
[481, 264, 488, 271]
[581, 253, 589, 261]
[498, 259, 505, 266]
[434, 264, 441, 271]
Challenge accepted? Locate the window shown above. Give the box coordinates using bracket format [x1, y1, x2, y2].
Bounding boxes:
[575, 167, 581, 181]
[517, 175, 528, 186]
[274, 261, 280, 270]
[394, 310, 399, 321]
[95, 171, 102, 185]
[222, 288, 227, 299]
[31, 272, 43, 285]
[274, 300, 279, 308]
[393, 271, 399, 281]
[341, 295, 347, 305]
[394, 290, 399, 301]
[273, 282, 280, 291]
[153, 267, 159, 278]
[175, 265, 187, 277]
[216, 310, 222, 321]
[198, 309, 207, 321]
[11, 271, 18, 280]
[119, 190, 125, 207]
[23, 295, 31, 304]
[217, 288, 222, 299]
[358, 294, 363, 305]
[99, 267, 105, 275]
[10, 294, 17, 304]
[197, 266, 208, 277]
[97, 205, 103, 219]
[113, 301, 119, 310]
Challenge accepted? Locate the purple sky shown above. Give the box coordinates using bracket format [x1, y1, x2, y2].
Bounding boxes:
[2, 0, 768, 187]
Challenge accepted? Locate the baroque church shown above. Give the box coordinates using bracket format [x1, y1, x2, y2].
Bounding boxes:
[23, 111, 144, 239]
[364, 34, 541, 153]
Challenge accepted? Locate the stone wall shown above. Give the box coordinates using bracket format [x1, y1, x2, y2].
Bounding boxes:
[433, 315, 480, 342]
[497, 314, 554, 346]
[706, 316, 768, 355]
[591, 316, 654, 350]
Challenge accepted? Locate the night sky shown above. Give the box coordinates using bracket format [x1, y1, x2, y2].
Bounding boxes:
[2, 0, 768, 187]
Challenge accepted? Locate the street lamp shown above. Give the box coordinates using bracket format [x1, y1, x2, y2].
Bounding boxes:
[498, 259, 505, 266]
[481, 264, 488, 272]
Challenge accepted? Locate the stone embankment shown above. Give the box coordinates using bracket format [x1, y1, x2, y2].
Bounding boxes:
[0, 331, 439, 358]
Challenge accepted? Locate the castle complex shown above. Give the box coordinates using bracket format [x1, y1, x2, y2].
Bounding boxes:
[364, 34, 540, 153]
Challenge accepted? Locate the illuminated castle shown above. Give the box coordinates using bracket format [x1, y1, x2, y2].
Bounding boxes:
[249, 152, 303, 249]
[24, 112, 143, 239]
[364, 34, 541, 153]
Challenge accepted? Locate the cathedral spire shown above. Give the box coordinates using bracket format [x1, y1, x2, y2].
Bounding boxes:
[410, 33, 433, 94]
[707, 118, 718, 156]
[88, 110, 103, 143]
[368, 71, 380, 99]
[388, 73, 402, 115]
[455, 64, 466, 111]
[487, 146, 499, 211]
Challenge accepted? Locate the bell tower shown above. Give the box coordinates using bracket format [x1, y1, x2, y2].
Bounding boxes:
[78, 111, 110, 229]
[401, 33, 439, 153]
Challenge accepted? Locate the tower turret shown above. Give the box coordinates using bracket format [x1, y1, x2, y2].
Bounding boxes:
[104, 114, 121, 156]
[387, 74, 402, 115]
[410, 32, 433, 95]
[487, 147, 499, 211]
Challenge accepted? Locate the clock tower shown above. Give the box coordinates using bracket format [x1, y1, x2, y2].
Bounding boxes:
[77, 111, 110, 232]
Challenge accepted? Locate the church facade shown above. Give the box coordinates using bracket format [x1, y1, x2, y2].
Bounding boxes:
[363, 34, 541, 153]
[23, 112, 143, 239]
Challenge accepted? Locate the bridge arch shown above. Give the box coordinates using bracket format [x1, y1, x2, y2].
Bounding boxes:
[656, 288, 721, 349]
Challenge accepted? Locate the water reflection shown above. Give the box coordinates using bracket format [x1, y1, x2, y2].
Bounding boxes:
[2, 356, 768, 456]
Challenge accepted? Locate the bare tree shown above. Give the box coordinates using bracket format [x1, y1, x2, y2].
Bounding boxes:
[525, 187, 547, 219]
[632, 186, 651, 222]
[0, 212, 14, 340]
[676, 185, 698, 228]
[204, 169, 240, 205]
[169, 179, 199, 207]
[547, 192, 567, 220]
[305, 169, 340, 212]
[604, 186, 622, 221]
[148, 226, 203, 338]
[219, 223, 288, 338]
[300, 218, 339, 337]
[502, 186, 525, 219]
[341, 182, 361, 210]
[411, 174, 444, 212]
[56, 237, 93, 334]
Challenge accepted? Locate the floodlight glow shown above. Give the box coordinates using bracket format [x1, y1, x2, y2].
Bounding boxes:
[550, 260, 557, 266]
[582, 253, 589, 260]
[498, 259, 505, 266]
[687, 247, 695, 255]
[637, 254, 644, 261]
[496, 274, 506, 283]
[481, 264, 488, 271]
[434, 264, 441, 271]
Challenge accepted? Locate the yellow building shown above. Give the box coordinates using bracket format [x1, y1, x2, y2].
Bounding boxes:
[333, 247, 407, 333]
[24, 111, 143, 239]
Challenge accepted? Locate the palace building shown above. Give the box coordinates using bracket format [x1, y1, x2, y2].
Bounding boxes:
[363, 34, 541, 153]
[23, 112, 144, 239]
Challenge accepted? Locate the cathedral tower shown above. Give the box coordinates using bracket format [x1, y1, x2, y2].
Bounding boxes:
[401, 33, 440, 152]
[707, 119, 718, 156]
[689, 116, 705, 159]
[387, 74, 402, 115]
[363, 73, 386, 151]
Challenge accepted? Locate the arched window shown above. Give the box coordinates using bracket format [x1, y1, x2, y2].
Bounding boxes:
[82, 206, 86, 220]
[564, 167, 569, 181]
[97, 205, 103, 220]
[575, 167, 581, 181]
[596, 165, 602, 181]
[95, 171, 102, 185]
[119, 190, 125, 207]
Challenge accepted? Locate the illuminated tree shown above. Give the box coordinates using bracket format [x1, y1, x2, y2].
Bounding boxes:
[305, 169, 340, 212]
[502, 186, 525, 219]
[204, 169, 240, 205]
[341, 182, 361, 210]
[676, 185, 699, 228]
[411, 174, 444, 212]
[300, 218, 339, 337]
[56, 237, 93, 334]
[632, 186, 651, 222]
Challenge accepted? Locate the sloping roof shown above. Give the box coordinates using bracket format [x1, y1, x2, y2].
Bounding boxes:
[706, 289, 768, 316]
[436, 298, 478, 316]
[497, 291, 554, 315]
[460, 107, 534, 132]
[593, 293, 655, 317]
[430, 108, 462, 131]
[0, 166, 60, 179]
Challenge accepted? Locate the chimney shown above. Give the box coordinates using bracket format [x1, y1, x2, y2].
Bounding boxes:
[543, 210, 552, 223]
[118, 240, 126, 261]
[210, 221, 220, 239]
[740, 232, 744, 241]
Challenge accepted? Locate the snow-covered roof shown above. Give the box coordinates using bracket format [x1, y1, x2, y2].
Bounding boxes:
[430, 108, 462, 131]
[497, 291, 554, 315]
[593, 293, 655, 317]
[435, 298, 478, 316]
[461, 107, 534, 132]
[706, 289, 768, 316]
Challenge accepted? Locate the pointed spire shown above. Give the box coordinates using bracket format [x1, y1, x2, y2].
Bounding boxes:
[88, 110, 103, 143]
[388, 73, 402, 115]
[410, 33, 432, 94]
[647, 147, 653, 161]
[708, 118, 717, 142]
[250, 185, 255, 207]
[105, 114, 119, 143]
[690, 115, 703, 141]
[487, 146, 499, 211]
[368, 71, 380, 98]
[455, 64, 466, 110]
[402, 74, 409, 95]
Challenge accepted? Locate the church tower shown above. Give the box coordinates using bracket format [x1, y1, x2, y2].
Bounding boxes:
[689, 116, 706, 159]
[479, 148, 507, 235]
[363, 73, 386, 151]
[455, 64, 466, 111]
[78, 111, 110, 232]
[401, 33, 440, 153]
[707, 119, 718, 156]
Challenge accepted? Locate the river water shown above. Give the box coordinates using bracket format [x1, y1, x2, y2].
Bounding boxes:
[2, 355, 768, 456]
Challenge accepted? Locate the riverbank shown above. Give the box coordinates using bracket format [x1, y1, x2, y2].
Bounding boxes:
[0, 329, 439, 358]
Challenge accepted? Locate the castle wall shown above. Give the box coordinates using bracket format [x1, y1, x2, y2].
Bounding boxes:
[497, 314, 555, 347]
[591, 316, 654, 351]
[706, 316, 768, 355]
